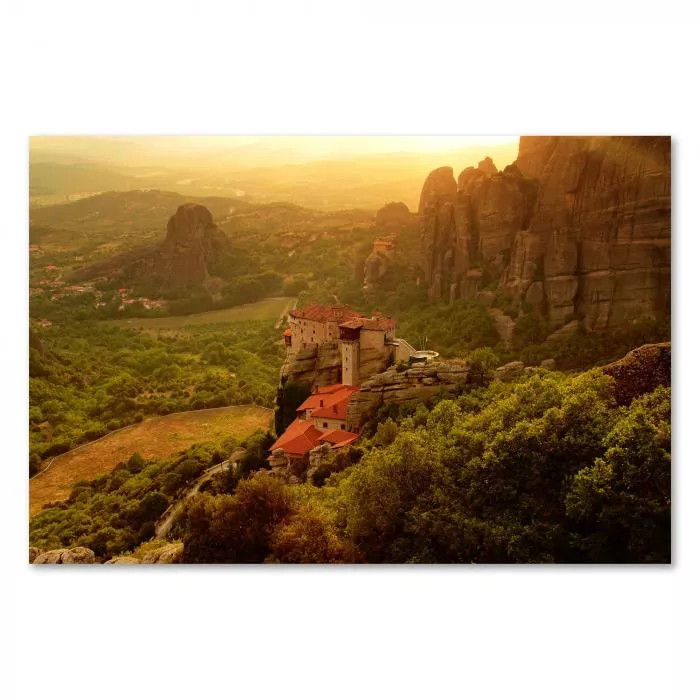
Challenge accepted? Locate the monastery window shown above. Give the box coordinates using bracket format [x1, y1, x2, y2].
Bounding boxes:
[341, 424, 345, 430]
[323, 422, 328, 428]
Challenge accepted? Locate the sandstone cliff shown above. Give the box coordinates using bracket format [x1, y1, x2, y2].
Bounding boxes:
[419, 136, 671, 332]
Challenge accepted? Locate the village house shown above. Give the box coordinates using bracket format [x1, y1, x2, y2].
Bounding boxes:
[268, 383, 360, 464]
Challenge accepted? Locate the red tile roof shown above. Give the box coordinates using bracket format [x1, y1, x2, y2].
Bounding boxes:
[357, 317, 395, 331]
[297, 384, 359, 418]
[270, 420, 360, 458]
[318, 429, 360, 447]
[289, 303, 362, 323]
[338, 318, 364, 330]
[282, 329, 292, 337]
[269, 419, 323, 457]
[310, 396, 352, 420]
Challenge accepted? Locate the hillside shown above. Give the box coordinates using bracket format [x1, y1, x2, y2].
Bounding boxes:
[30, 405, 272, 516]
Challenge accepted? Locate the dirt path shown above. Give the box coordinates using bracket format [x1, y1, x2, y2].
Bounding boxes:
[154, 461, 229, 539]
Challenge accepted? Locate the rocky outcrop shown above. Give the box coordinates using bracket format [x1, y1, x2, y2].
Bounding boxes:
[419, 137, 671, 334]
[493, 361, 524, 382]
[158, 203, 230, 291]
[346, 360, 481, 428]
[374, 201, 413, 230]
[31, 541, 184, 565]
[601, 342, 671, 405]
[363, 235, 398, 290]
[281, 341, 393, 390]
[104, 556, 141, 565]
[32, 546, 96, 564]
[363, 202, 418, 291]
[478, 157, 498, 176]
[70, 203, 231, 294]
[419, 163, 537, 302]
[140, 542, 184, 564]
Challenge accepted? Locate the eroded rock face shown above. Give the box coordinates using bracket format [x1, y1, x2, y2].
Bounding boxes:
[601, 342, 671, 405]
[280, 342, 393, 389]
[159, 203, 230, 291]
[419, 137, 671, 333]
[346, 360, 482, 428]
[419, 162, 536, 301]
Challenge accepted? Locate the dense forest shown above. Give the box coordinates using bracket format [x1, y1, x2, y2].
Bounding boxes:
[180, 367, 671, 564]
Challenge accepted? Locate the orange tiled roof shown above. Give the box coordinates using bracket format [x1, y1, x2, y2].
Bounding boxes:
[310, 395, 353, 420]
[282, 329, 292, 337]
[269, 419, 323, 456]
[318, 429, 360, 447]
[289, 303, 362, 323]
[296, 384, 358, 413]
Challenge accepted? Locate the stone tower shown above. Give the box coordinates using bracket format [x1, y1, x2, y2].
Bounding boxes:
[339, 320, 361, 387]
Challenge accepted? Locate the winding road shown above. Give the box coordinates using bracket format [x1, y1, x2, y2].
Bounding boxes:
[154, 460, 229, 539]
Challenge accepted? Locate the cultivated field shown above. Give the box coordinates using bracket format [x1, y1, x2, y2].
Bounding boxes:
[29, 405, 273, 516]
[105, 296, 296, 331]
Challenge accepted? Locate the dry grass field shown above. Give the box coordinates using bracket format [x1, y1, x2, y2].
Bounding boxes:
[105, 296, 295, 332]
[29, 405, 273, 516]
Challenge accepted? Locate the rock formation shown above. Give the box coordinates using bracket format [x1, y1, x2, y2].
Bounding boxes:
[601, 341, 671, 405]
[32, 546, 96, 564]
[158, 203, 230, 291]
[418, 137, 671, 332]
[70, 203, 231, 294]
[346, 360, 485, 428]
[280, 341, 393, 390]
[31, 541, 184, 564]
[374, 201, 413, 230]
[363, 201, 418, 291]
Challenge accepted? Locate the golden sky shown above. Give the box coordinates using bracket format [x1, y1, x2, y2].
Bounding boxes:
[31, 135, 520, 168]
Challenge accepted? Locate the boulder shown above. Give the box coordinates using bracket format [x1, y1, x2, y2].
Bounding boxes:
[601, 342, 671, 406]
[141, 542, 184, 564]
[33, 546, 96, 564]
[104, 556, 141, 565]
[494, 361, 525, 382]
[540, 358, 556, 370]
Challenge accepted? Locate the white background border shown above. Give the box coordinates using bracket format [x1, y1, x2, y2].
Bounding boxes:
[2, 2, 698, 699]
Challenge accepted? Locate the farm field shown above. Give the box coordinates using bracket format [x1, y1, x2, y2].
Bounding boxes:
[29, 405, 273, 516]
[104, 296, 296, 332]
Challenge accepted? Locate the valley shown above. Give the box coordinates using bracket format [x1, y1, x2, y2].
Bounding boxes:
[28, 135, 672, 565]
